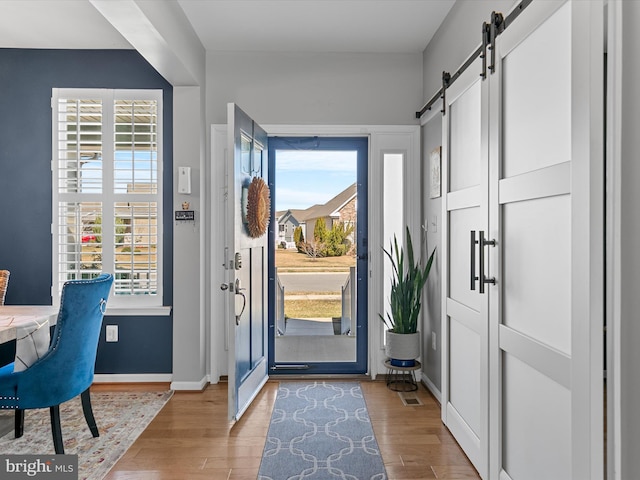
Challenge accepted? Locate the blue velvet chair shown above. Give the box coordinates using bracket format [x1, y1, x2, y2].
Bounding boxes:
[0, 273, 113, 454]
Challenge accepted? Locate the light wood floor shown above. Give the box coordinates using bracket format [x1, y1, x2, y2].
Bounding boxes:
[98, 380, 480, 480]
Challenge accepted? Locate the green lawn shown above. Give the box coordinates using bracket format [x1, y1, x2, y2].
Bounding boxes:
[275, 248, 355, 272]
[285, 298, 341, 319]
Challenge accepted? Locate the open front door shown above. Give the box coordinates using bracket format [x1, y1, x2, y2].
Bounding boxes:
[225, 104, 269, 421]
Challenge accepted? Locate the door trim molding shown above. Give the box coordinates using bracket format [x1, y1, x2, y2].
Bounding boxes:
[209, 124, 420, 381]
[605, 1, 623, 478]
[264, 125, 420, 379]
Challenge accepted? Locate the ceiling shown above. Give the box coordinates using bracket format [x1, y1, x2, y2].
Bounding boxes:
[0, 0, 455, 54]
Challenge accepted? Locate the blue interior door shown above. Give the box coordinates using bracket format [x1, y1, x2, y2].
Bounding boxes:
[226, 104, 269, 420]
[267, 136, 368, 374]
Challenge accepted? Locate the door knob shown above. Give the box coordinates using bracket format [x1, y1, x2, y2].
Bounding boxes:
[220, 283, 229, 291]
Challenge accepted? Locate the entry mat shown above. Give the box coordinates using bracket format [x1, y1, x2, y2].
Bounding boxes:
[258, 381, 387, 479]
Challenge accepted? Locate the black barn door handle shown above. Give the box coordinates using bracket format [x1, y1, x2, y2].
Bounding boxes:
[478, 231, 496, 294]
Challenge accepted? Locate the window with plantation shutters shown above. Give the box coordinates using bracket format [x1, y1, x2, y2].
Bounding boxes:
[52, 89, 163, 307]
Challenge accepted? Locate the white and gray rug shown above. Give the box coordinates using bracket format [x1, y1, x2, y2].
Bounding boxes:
[0, 390, 173, 480]
[258, 381, 387, 480]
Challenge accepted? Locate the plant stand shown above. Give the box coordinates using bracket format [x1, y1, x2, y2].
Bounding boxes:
[384, 359, 421, 392]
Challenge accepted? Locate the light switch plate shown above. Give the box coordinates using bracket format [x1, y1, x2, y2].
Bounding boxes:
[178, 166, 191, 194]
[106, 325, 118, 342]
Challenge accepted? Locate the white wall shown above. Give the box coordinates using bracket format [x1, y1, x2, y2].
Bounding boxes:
[171, 86, 207, 390]
[206, 51, 423, 125]
[421, 109, 443, 393]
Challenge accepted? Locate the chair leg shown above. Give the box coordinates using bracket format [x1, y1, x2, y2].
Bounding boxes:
[81, 388, 99, 438]
[14, 409, 24, 438]
[49, 405, 64, 454]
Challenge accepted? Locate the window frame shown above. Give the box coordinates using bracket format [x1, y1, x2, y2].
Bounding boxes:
[51, 88, 164, 308]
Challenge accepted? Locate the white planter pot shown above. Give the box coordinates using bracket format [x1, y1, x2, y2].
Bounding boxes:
[385, 331, 420, 367]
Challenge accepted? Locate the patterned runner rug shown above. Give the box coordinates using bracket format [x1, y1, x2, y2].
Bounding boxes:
[258, 381, 387, 480]
[0, 390, 172, 480]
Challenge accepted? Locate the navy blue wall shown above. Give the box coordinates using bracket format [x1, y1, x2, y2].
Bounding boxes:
[0, 49, 173, 374]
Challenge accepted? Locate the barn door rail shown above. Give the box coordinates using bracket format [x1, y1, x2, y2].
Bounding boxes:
[416, 0, 533, 119]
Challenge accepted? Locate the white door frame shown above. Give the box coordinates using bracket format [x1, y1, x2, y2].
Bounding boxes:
[605, 1, 622, 478]
[209, 124, 420, 381]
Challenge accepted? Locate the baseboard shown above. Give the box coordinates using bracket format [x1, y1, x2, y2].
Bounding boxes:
[420, 372, 442, 404]
[93, 373, 172, 383]
[170, 376, 209, 391]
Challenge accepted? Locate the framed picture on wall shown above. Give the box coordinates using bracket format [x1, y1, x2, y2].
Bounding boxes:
[430, 146, 441, 198]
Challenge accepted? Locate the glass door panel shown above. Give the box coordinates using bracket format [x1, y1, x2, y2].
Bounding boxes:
[268, 137, 368, 374]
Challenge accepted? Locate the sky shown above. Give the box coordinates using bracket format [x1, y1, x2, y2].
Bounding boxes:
[274, 150, 357, 212]
[77, 151, 156, 193]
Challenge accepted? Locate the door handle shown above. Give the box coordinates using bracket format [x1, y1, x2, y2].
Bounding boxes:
[470, 230, 479, 290]
[234, 278, 246, 325]
[235, 291, 246, 325]
[478, 230, 496, 294]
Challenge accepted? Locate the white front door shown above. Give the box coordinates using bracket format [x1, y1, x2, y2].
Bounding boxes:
[488, 1, 604, 479]
[441, 55, 489, 477]
[226, 104, 270, 421]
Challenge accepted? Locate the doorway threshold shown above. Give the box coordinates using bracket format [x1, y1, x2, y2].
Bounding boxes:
[267, 373, 372, 380]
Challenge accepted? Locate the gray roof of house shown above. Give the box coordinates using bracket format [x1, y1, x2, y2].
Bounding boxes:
[302, 183, 356, 221]
[277, 209, 308, 224]
[276, 183, 357, 224]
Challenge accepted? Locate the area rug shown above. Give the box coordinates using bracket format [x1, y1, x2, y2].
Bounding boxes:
[0, 390, 173, 480]
[258, 381, 387, 480]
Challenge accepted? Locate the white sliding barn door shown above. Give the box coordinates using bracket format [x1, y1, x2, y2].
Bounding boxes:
[441, 56, 489, 478]
[440, 2, 604, 479]
[488, 2, 604, 479]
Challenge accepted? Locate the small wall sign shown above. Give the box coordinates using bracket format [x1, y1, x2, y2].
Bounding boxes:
[175, 210, 195, 221]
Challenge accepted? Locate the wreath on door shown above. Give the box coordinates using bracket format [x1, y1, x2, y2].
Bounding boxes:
[246, 176, 271, 238]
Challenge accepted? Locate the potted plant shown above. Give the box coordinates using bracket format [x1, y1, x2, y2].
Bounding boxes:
[380, 226, 436, 367]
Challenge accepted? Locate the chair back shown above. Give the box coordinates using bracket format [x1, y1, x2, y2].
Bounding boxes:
[15, 273, 113, 409]
[0, 270, 9, 305]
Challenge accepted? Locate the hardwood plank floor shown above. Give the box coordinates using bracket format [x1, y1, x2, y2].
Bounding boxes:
[99, 380, 479, 480]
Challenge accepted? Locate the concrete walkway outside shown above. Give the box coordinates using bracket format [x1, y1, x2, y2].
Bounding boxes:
[284, 318, 334, 336]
